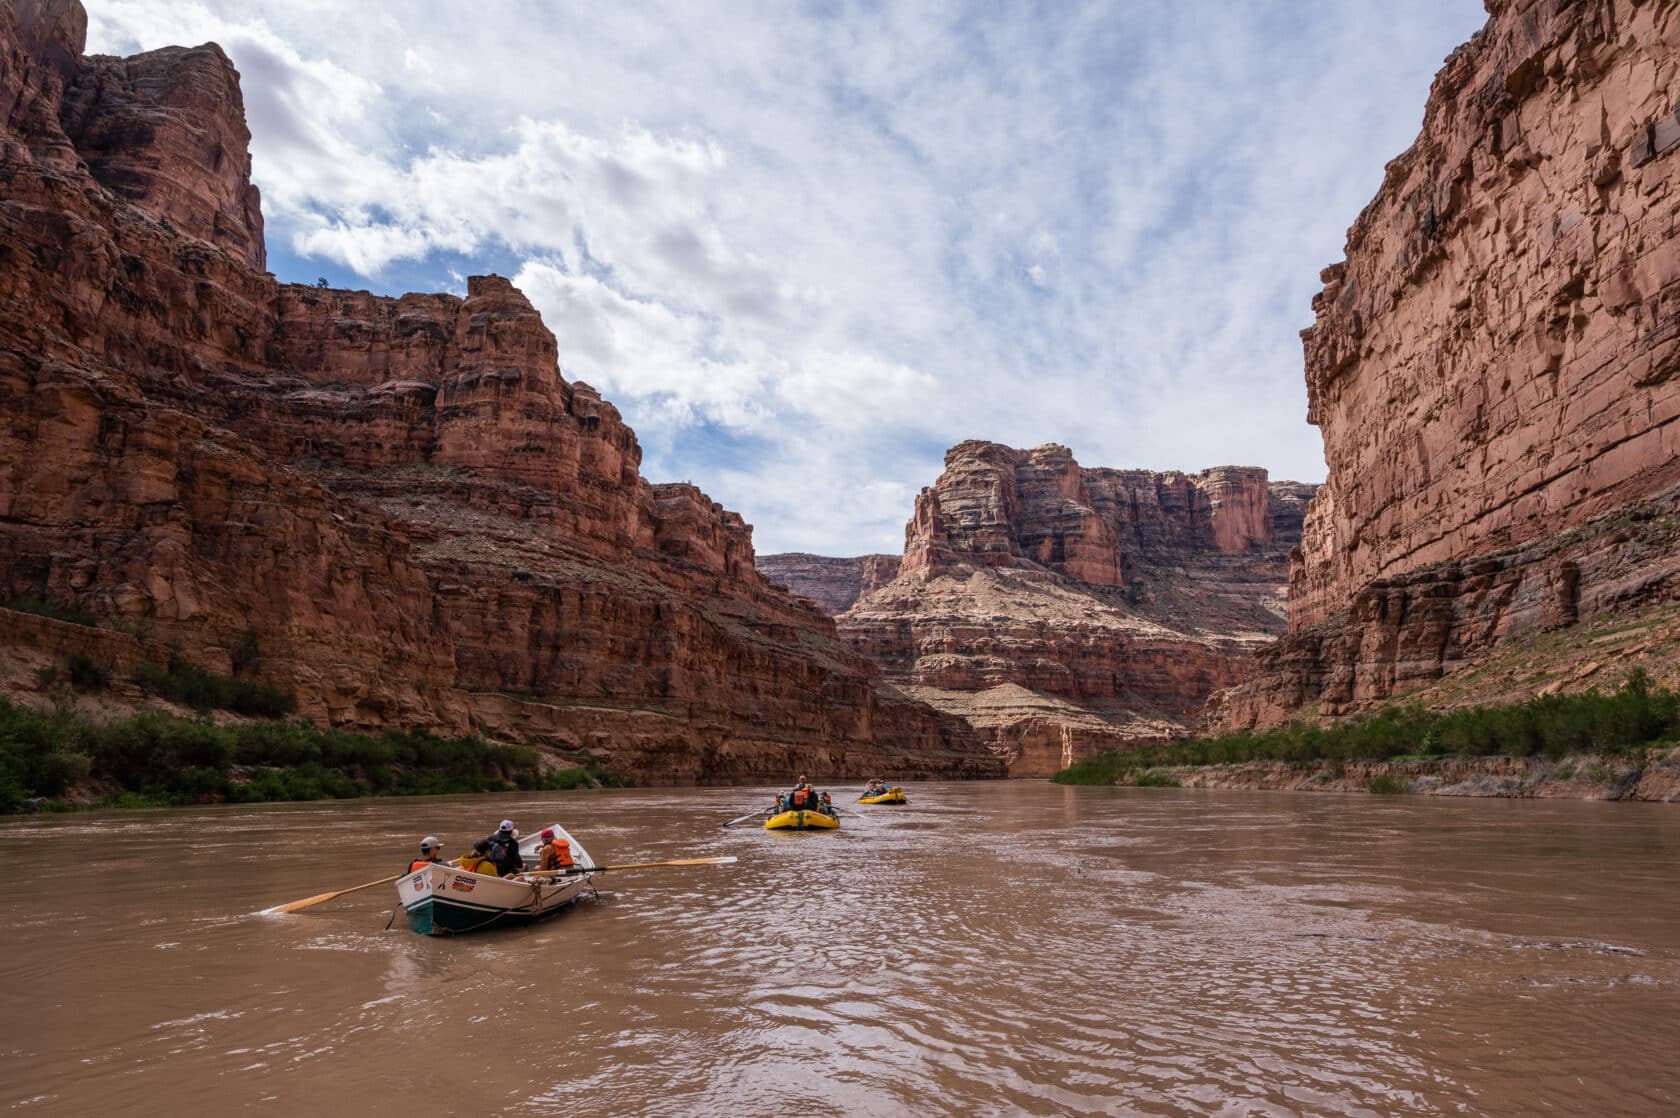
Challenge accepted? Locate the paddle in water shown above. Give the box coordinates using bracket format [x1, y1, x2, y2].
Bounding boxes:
[260, 857, 463, 915]
[260, 873, 406, 916]
[721, 807, 775, 828]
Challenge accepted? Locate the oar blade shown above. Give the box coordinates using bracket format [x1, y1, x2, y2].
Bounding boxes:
[260, 891, 343, 916]
[258, 871, 406, 916]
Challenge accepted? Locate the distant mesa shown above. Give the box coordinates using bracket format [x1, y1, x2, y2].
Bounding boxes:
[762, 440, 1317, 775]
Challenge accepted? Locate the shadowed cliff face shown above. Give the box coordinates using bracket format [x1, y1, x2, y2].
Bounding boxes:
[1218, 0, 1680, 730]
[0, 0, 1001, 782]
[787, 441, 1315, 775]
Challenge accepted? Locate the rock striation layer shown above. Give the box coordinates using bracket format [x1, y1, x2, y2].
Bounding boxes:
[756, 553, 901, 616]
[835, 442, 1314, 775]
[1219, 0, 1680, 729]
[0, 0, 1000, 783]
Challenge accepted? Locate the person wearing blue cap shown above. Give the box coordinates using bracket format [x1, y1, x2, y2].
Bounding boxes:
[483, 819, 522, 877]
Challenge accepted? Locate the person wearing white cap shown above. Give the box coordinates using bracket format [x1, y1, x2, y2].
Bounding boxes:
[408, 836, 446, 873]
[483, 819, 522, 877]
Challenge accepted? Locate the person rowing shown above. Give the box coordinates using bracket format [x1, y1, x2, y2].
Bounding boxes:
[786, 774, 820, 812]
[408, 836, 446, 873]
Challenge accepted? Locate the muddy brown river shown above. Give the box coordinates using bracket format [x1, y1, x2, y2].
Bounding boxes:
[2, 783, 1677, 1115]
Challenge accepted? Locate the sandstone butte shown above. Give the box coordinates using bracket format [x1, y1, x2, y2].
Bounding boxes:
[763, 441, 1316, 775]
[0, 0, 1004, 784]
[1214, 0, 1680, 730]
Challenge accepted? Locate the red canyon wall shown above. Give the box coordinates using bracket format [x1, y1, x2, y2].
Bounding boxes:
[0, 0, 1000, 782]
[822, 442, 1313, 774]
[757, 553, 901, 616]
[1219, 0, 1680, 728]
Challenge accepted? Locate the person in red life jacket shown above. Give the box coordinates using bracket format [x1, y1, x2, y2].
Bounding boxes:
[538, 828, 574, 872]
[818, 792, 835, 817]
[483, 819, 523, 877]
[408, 836, 446, 873]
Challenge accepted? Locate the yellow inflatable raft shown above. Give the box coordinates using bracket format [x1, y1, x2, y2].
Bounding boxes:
[764, 809, 840, 831]
[857, 787, 907, 804]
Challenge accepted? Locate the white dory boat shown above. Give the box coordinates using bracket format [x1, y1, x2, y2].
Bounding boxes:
[395, 821, 596, 936]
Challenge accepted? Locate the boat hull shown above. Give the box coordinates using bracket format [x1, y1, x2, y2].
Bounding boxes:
[396, 821, 596, 935]
[857, 788, 907, 804]
[764, 809, 839, 831]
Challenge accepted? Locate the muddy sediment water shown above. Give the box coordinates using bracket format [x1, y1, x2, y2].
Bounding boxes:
[2, 783, 1677, 1115]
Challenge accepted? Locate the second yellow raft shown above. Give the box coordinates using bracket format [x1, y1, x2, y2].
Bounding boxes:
[857, 787, 907, 804]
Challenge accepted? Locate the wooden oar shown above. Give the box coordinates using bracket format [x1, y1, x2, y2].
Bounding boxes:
[523, 855, 738, 878]
[260, 873, 406, 915]
[260, 857, 463, 915]
[722, 807, 775, 828]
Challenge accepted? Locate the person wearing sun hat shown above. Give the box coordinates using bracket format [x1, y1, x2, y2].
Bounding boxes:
[483, 819, 523, 877]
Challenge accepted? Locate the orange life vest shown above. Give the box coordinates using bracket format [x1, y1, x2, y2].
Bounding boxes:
[541, 840, 574, 870]
[409, 858, 436, 872]
[791, 787, 810, 807]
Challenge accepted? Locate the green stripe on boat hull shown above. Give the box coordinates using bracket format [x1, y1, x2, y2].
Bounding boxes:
[404, 894, 578, 936]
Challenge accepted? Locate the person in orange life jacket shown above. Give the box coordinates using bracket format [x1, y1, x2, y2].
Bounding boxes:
[459, 839, 499, 875]
[483, 819, 522, 876]
[538, 828, 574, 872]
[818, 792, 835, 816]
[787, 775, 820, 811]
[408, 836, 446, 873]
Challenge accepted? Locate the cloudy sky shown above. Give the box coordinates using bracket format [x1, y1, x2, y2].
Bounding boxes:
[87, 1, 1485, 556]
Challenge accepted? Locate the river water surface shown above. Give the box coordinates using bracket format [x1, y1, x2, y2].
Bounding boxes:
[3, 783, 1677, 1115]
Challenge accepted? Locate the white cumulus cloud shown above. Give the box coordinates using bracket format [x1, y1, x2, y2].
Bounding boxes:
[85, 0, 1488, 555]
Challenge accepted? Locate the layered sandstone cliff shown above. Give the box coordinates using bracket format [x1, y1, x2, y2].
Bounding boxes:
[1219, 0, 1680, 728]
[832, 442, 1313, 774]
[0, 0, 1000, 782]
[757, 553, 902, 616]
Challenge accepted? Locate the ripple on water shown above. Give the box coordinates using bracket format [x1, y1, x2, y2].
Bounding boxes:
[2, 785, 1679, 1115]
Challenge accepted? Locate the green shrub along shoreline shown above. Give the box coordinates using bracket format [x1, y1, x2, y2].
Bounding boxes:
[0, 699, 624, 813]
[1054, 670, 1680, 786]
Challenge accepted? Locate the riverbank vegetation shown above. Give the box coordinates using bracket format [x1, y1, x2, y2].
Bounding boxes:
[2, 594, 101, 628]
[0, 698, 623, 813]
[1054, 670, 1679, 786]
[132, 655, 295, 718]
